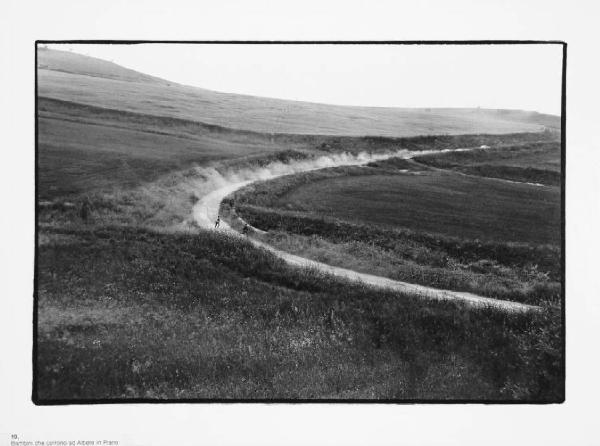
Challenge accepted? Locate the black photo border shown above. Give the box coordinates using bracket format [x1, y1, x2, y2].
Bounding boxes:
[33, 39, 567, 405]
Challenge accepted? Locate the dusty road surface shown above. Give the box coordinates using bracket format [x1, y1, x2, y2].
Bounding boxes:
[193, 152, 540, 313]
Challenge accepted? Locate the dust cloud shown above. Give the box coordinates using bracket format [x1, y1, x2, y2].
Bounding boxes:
[190, 149, 425, 225]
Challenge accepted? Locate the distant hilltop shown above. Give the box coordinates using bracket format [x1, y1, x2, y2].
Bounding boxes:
[37, 48, 561, 137]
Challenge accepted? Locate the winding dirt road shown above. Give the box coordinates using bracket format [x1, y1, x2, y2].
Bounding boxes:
[193, 156, 540, 313]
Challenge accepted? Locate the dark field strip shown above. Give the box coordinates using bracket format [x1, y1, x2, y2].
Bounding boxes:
[36, 114, 274, 199]
[37, 122, 226, 195]
[269, 170, 561, 245]
[412, 141, 561, 185]
[457, 165, 560, 186]
[36, 226, 563, 401]
[414, 141, 561, 171]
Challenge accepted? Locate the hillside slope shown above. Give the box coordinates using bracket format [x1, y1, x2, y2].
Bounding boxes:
[37, 48, 560, 137]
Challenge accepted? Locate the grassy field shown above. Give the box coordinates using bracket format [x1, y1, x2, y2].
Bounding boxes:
[38, 90, 557, 203]
[37, 225, 562, 401]
[412, 141, 561, 185]
[37, 97, 311, 199]
[274, 170, 560, 244]
[35, 46, 563, 401]
[38, 48, 560, 137]
[233, 161, 561, 245]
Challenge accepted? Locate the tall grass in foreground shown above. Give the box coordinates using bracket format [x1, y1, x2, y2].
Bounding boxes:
[37, 226, 563, 401]
[35, 133, 563, 401]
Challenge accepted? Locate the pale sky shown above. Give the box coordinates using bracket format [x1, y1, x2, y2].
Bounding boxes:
[47, 43, 563, 115]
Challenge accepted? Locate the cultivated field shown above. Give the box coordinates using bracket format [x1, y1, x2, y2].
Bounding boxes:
[36, 47, 564, 402]
[413, 141, 561, 185]
[269, 169, 560, 244]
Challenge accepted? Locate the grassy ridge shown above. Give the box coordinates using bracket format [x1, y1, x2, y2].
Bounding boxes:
[37, 226, 563, 401]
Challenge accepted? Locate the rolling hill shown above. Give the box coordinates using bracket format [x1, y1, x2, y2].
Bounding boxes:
[37, 47, 560, 137]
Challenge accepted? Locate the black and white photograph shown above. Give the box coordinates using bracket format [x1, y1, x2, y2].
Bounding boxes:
[34, 41, 564, 402]
[2, 1, 600, 445]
